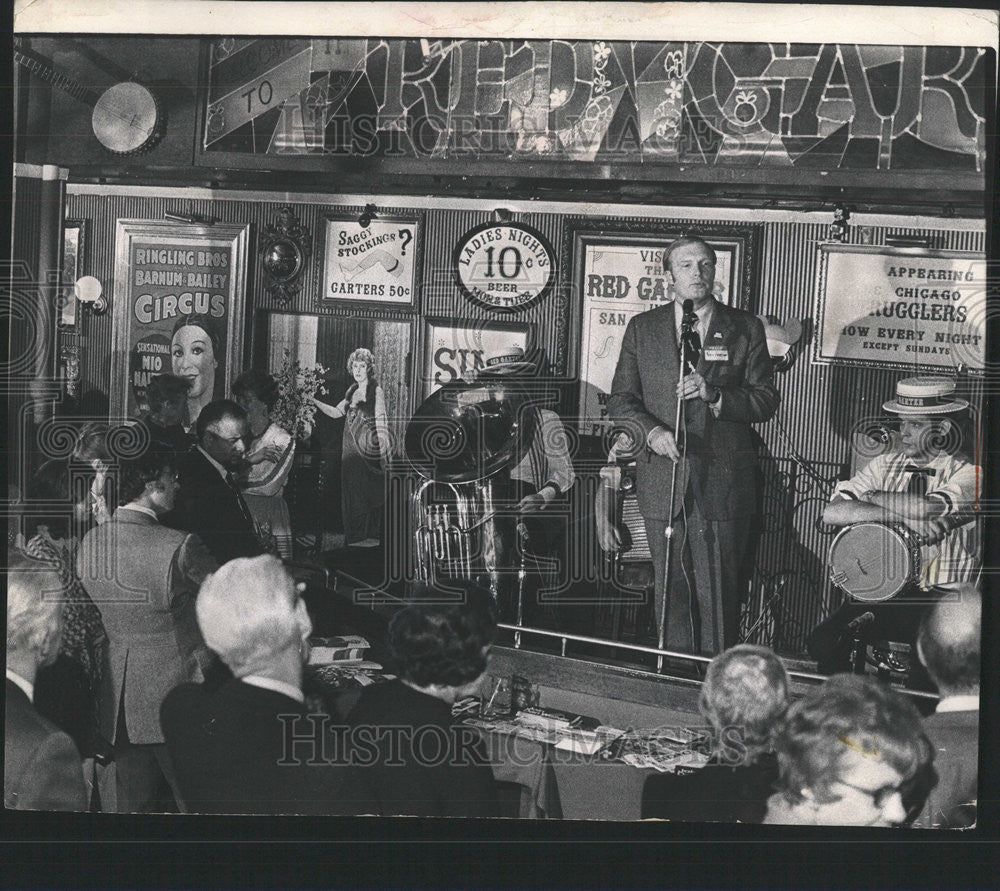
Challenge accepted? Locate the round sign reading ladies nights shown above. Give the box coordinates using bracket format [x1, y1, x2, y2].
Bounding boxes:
[453, 222, 556, 313]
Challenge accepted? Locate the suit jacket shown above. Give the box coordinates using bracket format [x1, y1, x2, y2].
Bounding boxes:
[609, 300, 778, 520]
[164, 447, 263, 567]
[77, 507, 215, 745]
[346, 679, 500, 818]
[918, 708, 978, 828]
[4, 679, 88, 811]
[161, 678, 350, 815]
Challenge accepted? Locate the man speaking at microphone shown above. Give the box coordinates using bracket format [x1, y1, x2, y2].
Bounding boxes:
[609, 235, 778, 654]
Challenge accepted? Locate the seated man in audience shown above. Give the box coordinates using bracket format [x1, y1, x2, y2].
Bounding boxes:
[912, 584, 980, 829]
[5, 556, 88, 812]
[642, 644, 787, 823]
[77, 451, 216, 813]
[161, 555, 350, 814]
[765, 674, 933, 827]
[164, 399, 264, 566]
[346, 585, 501, 818]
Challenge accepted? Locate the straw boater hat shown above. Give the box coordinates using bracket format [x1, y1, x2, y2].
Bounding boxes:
[481, 346, 538, 374]
[883, 376, 969, 415]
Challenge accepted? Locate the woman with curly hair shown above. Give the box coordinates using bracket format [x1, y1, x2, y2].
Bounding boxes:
[764, 673, 933, 827]
[345, 585, 500, 817]
[312, 346, 389, 547]
[233, 370, 295, 558]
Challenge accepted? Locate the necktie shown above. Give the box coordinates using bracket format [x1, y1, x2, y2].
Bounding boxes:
[904, 466, 933, 496]
[226, 472, 257, 529]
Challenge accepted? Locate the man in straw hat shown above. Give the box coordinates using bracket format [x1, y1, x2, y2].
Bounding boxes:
[809, 375, 981, 683]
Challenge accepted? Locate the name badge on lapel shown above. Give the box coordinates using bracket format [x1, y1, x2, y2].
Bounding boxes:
[704, 345, 729, 363]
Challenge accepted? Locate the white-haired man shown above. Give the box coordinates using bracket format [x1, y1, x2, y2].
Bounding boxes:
[5, 557, 88, 811]
[161, 555, 349, 814]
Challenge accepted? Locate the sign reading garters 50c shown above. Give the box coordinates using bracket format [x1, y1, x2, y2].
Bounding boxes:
[453, 222, 555, 312]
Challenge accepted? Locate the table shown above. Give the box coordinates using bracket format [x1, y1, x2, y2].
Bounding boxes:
[471, 723, 677, 820]
[308, 666, 694, 820]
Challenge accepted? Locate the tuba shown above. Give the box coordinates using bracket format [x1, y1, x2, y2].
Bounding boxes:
[405, 374, 537, 595]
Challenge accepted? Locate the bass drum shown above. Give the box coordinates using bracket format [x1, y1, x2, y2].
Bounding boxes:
[827, 522, 922, 603]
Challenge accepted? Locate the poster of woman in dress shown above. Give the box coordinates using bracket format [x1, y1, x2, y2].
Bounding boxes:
[267, 312, 412, 548]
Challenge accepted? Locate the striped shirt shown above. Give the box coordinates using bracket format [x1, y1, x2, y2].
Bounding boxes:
[833, 450, 981, 587]
[509, 408, 575, 497]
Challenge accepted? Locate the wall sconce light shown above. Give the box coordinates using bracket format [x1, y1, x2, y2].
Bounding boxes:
[74, 276, 107, 315]
[358, 204, 378, 228]
[164, 210, 217, 226]
[829, 203, 851, 242]
[492, 207, 515, 223]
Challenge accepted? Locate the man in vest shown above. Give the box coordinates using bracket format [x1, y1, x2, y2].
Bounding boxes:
[78, 450, 217, 812]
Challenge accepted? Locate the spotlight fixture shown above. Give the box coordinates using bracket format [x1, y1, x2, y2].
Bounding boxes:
[884, 235, 932, 250]
[358, 204, 378, 228]
[164, 210, 217, 226]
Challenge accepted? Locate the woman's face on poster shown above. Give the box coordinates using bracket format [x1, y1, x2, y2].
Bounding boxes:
[172, 325, 218, 402]
[351, 359, 370, 383]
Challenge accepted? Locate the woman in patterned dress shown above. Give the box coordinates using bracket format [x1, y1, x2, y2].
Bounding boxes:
[233, 370, 296, 558]
[22, 458, 109, 759]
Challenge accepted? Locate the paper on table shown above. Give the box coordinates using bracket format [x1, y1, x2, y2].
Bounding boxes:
[554, 726, 625, 755]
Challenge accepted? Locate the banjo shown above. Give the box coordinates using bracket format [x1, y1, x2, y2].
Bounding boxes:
[14, 39, 164, 156]
[827, 522, 923, 603]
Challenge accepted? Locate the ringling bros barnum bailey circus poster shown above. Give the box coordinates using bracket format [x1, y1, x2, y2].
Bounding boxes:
[5, 0, 996, 855]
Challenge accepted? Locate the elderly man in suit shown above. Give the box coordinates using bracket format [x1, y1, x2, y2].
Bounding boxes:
[913, 585, 980, 828]
[5, 556, 88, 811]
[161, 555, 350, 814]
[609, 234, 778, 654]
[164, 399, 264, 566]
[77, 451, 217, 812]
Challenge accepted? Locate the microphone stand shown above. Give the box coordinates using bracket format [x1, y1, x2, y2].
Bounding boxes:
[657, 312, 700, 671]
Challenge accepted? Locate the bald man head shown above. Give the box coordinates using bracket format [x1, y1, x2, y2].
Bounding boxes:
[917, 586, 981, 696]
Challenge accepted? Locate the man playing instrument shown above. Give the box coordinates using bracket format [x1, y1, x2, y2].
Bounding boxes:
[808, 376, 981, 683]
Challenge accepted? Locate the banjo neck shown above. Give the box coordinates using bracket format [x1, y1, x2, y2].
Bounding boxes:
[13, 39, 100, 107]
[14, 38, 163, 156]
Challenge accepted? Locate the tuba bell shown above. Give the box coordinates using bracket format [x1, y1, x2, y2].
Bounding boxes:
[405, 374, 537, 593]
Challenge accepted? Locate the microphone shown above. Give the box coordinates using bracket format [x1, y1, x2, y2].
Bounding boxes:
[680, 299, 701, 371]
[846, 611, 875, 633]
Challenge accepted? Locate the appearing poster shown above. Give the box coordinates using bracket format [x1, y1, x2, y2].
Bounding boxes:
[320, 215, 420, 306]
[815, 245, 986, 373]
[111, 220, 250, 419]
[574, 232, 744, 434]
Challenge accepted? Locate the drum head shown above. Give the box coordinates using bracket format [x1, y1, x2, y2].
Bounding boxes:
[828, 522, 920, 603]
